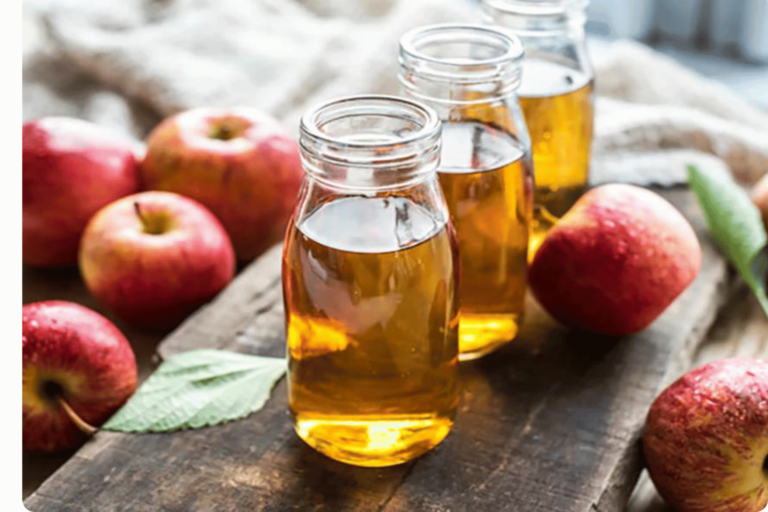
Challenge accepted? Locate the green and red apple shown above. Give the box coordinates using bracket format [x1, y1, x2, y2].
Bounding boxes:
[23, 301, 137, 452]
[23, 117, 141, 267]
[529, 184, 701, 336]
[140, 107, 303, 261]
[644, 357, 768, 512]
[79, 191, 235, 329]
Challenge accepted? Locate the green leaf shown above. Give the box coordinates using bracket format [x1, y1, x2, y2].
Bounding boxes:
[103, 350, 285, 433]
[687, 165, 768, 317]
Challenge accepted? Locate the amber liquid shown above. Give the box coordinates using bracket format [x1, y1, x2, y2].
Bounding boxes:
[518, 59, 594, 258]
[283, 195, 459, 467]
[438, 122, 532, 360]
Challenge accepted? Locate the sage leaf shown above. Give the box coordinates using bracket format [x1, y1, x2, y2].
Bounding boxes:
[687, 164, 768, 317]
[103, 350, 285, 433]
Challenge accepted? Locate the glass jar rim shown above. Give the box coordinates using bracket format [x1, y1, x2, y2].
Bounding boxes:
[299, 95, 442, 188]
[399, 24, 524, 86]
[300, 95, 440, 152]
[483, 0, 589, 17]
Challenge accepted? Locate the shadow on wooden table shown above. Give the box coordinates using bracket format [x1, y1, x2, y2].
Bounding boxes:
[627, 470, 675, 512]
[255, 296, 648, 511]
[281, 440, 416, 510]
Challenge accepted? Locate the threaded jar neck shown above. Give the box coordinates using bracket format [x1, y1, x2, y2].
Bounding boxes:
[398, 24, 524, 105]
[481, 0, 589, 34]
[299, 95, 442, 191]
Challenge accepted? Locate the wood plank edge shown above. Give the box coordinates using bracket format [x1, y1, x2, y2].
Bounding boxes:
[157, 244, 284, 360]
[593, 256, 732, 511]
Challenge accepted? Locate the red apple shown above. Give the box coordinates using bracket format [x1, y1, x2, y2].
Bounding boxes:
[140, 107, 303, 261]
[23, 301, 137, 452]
[529, 184, 701, 336]
[23, 117, 141, 267]
[79, 191, 236, 329]
[643, 358, 768, 512]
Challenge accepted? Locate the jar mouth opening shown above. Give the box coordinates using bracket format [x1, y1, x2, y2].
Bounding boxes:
[399, 24, 523, 85]
[300, 95, 441, 151]
[483, 0, 589, 17]
[299, 96, 442, 186]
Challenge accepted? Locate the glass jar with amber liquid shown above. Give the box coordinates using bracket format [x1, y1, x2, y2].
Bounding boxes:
[399, 24, 534, 361]
[282, 96, 460, 467]
[483, 0, 595, 258]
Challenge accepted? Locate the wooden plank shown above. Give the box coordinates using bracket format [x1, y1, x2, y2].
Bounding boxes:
[25, 188, 730, 512]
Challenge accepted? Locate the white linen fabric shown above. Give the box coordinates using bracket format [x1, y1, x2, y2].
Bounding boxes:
[23, 0, 768, 186]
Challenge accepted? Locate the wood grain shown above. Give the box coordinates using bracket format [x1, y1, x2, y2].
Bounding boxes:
[25, 189, 732, 512]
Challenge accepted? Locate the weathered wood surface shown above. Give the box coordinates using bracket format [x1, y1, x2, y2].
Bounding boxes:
[26, 189, 733, 512]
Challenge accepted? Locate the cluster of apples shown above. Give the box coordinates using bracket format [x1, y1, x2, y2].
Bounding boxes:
[23, 109, 303, 328]
[644, 173, 768, 512]
[23, 108, 302, 451]
[532, 183, 768, 511]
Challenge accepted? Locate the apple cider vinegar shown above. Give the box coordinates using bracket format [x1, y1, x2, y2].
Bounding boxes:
[284, 96, 459, 467]
[519, 60, 594, 256]
[482, 0, 596, 259]
[438, 122, 531, 358]
[399, 24, 533, 360]
[284, 196, 459, 467]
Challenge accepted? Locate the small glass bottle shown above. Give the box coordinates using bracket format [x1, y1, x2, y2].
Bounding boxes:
[399, 24, 534, 361]
[482, 0, 595, 259]
[283, 95, 460, 467]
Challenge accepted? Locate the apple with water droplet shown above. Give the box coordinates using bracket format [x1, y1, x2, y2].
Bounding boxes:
[643, 357, 768, 512]
[529, 184, 701, 335]
[23, 301, 137, 452]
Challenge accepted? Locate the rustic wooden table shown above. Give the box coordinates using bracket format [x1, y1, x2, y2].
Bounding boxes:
[22, 189, 768, 510]
[23, 284, 766, 509]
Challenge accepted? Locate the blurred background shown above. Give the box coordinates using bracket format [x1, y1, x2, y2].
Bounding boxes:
[584, 0, 767, 107]
[23, 0, 768, 112]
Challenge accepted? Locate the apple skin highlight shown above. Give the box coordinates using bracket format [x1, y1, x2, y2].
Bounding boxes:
[22, 301, 138, 452]
[23, 117, 141, 267]
[140, 107, 303, 261]
[643, 358, 768, 512]
[79, 191, 236, 329]
[529, 184, 701, 336]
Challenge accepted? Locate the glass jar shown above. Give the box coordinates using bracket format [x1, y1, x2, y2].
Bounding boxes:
[283, 95, 460, 467]
[399, 24, 534, 361]
[482, 0, 595, 259]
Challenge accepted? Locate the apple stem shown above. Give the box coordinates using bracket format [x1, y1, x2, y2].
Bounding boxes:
[56, 396, 98, 437]
[134, 201, 150, 232]
[209, 123, 236, 141]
